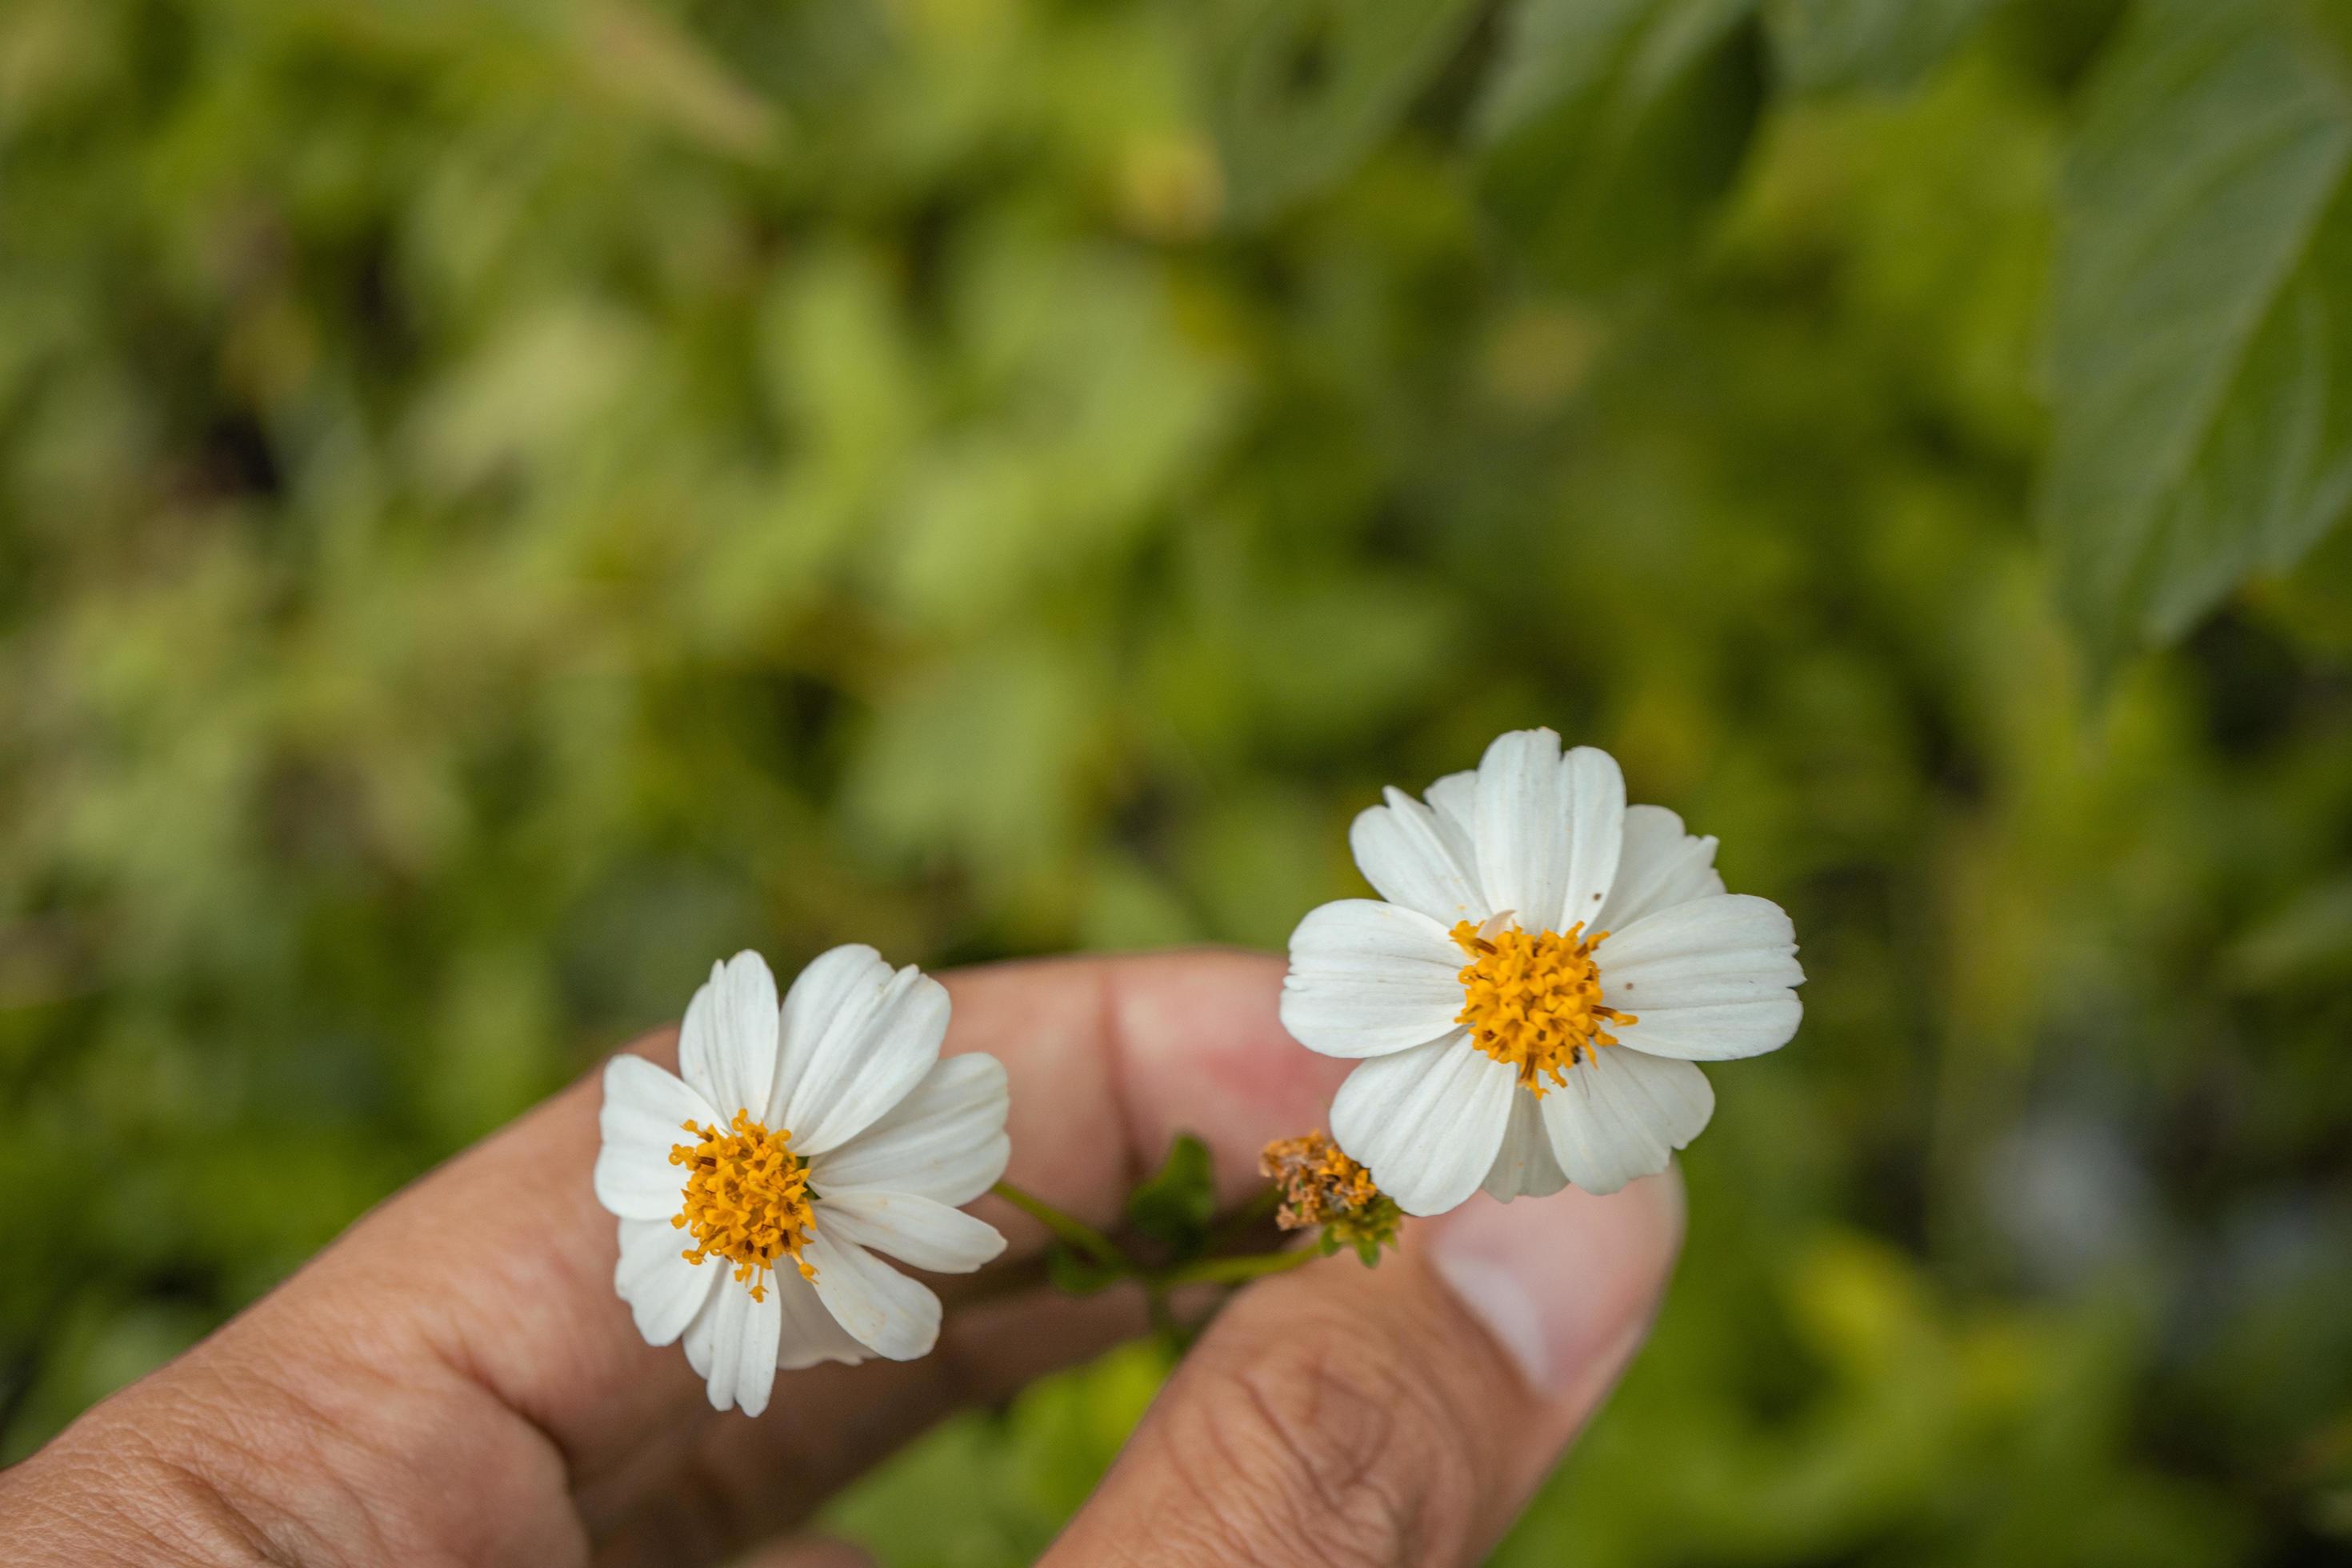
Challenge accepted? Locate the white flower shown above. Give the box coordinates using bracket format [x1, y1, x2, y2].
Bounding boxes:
[1280, 728, 1802, 1216]
[594, 946, 1010, 1415]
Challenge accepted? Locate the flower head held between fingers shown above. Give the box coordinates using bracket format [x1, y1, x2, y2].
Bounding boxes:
[594, 946, 1010, 1414]
[1280, 728, 1804, 1216]
[1262, 1131, 1401, 1264]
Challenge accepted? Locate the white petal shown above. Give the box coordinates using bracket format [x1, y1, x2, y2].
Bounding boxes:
[678, 951, 782, 1120]
[614, 1218, 718, 1348]
[1329, 1034, 1517, 1217]
[818, 1190, 1007, 1274]
[1423, 768, 1479, 860]
[1602, 894, 1804, 1059]
[1614, 998, 1802, 1061]
[811, 1053, 1010, 1206]
[594, 1054, 718, 1221]
[1481, 1091, 1569, 1202]
[1350, 788, 1485, 926]
[1474, 728, 1570, 934]
[1554, 746, 1626, 934]
[805, 1233, 942, 1361]
[1594, 804, 1725, 932]
[1602, 894, 1798, 986]
[774, 945, 949, 1154]
[771, 945, 890, 1125]
[1599, 893, 1797, 1067]
[1539, 1048, 1714, 1195]
[1280, 899, 1467, 1059]
[771, 1266, 870, 1370]
[682, 1274, 783, 1415]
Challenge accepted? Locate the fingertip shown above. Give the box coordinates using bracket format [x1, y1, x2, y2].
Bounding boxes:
[1422, 1166, 1684, 1399]
[1102, 948, 1352, 1188]
[943, 948, 1341, 1217]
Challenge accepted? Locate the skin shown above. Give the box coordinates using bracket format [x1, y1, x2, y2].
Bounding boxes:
[0, 950, 1683, 1567]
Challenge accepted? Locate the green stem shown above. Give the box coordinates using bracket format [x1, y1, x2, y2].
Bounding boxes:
[991, 1179, 1127, 1272]
[1152, 1244, 1319, 1290]
[994, 1180, 1322, 1298]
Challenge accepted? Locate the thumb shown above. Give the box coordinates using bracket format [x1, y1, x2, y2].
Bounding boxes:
[1042, 1172, 1684, 1568]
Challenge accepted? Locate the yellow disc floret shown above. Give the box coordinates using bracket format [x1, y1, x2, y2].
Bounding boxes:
[670, 1109, 817, 1300]
[1450, 919, 1635, 1096]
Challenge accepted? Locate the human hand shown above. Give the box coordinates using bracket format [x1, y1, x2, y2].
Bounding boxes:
[0, 950, 1682, 1567]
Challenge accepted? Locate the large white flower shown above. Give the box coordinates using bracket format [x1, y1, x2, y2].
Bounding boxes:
[594, 946, 1010, 1415]
[1281, 728, 1802, 1216]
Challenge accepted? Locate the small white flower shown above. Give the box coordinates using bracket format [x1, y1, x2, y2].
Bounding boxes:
[1281, 728, 1802, 1216]
[594, 946, 1010, 1414]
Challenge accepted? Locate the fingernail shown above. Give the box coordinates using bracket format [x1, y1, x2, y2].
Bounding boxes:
[1426, 1169, 1684, 1398]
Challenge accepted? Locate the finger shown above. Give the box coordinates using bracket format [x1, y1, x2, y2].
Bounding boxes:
[1042, 1173, 1685, 1568]
[153, 950, 1343, 1550]
[959, 948, 1354, 1222]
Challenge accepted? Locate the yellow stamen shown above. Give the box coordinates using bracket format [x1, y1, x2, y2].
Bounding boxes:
[670, 1110, 817, 1301]
[1450, 919, 1635, 1097]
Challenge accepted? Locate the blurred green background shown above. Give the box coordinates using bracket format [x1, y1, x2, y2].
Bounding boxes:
[6, 0, 2352, 1562]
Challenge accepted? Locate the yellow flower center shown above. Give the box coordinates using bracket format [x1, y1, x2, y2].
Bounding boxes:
[1450, 919, 1635, 1096]
[670, 1109, 817, 1301]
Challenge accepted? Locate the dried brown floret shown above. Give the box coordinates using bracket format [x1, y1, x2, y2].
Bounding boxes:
[1260, 1131, 1401, 1264]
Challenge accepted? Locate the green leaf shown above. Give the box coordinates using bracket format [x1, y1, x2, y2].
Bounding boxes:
[1203, 0, 1483, 222]
[1762, 0, 1994, 94]
[1123, 1131, 1218, 1255]
[2041, 0, 2352, 681]
[2298, 0, 2352, 75]
[1474, 0, 1767, 290]
[2222, 873, 2352, 990]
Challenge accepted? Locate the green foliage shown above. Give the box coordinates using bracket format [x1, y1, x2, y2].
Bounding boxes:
[1477, 0, 1769, 290]
[2, 1, 2350, 1563]
[1764, 0, 1997, 94]
[2042, 0, 2352, 681]
[1206, 0, 1484, 222]
[1122, 1131, 1218, 1256]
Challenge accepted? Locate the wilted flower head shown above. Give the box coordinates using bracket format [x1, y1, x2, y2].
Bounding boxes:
[1262, 1131, 1401, 1263]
